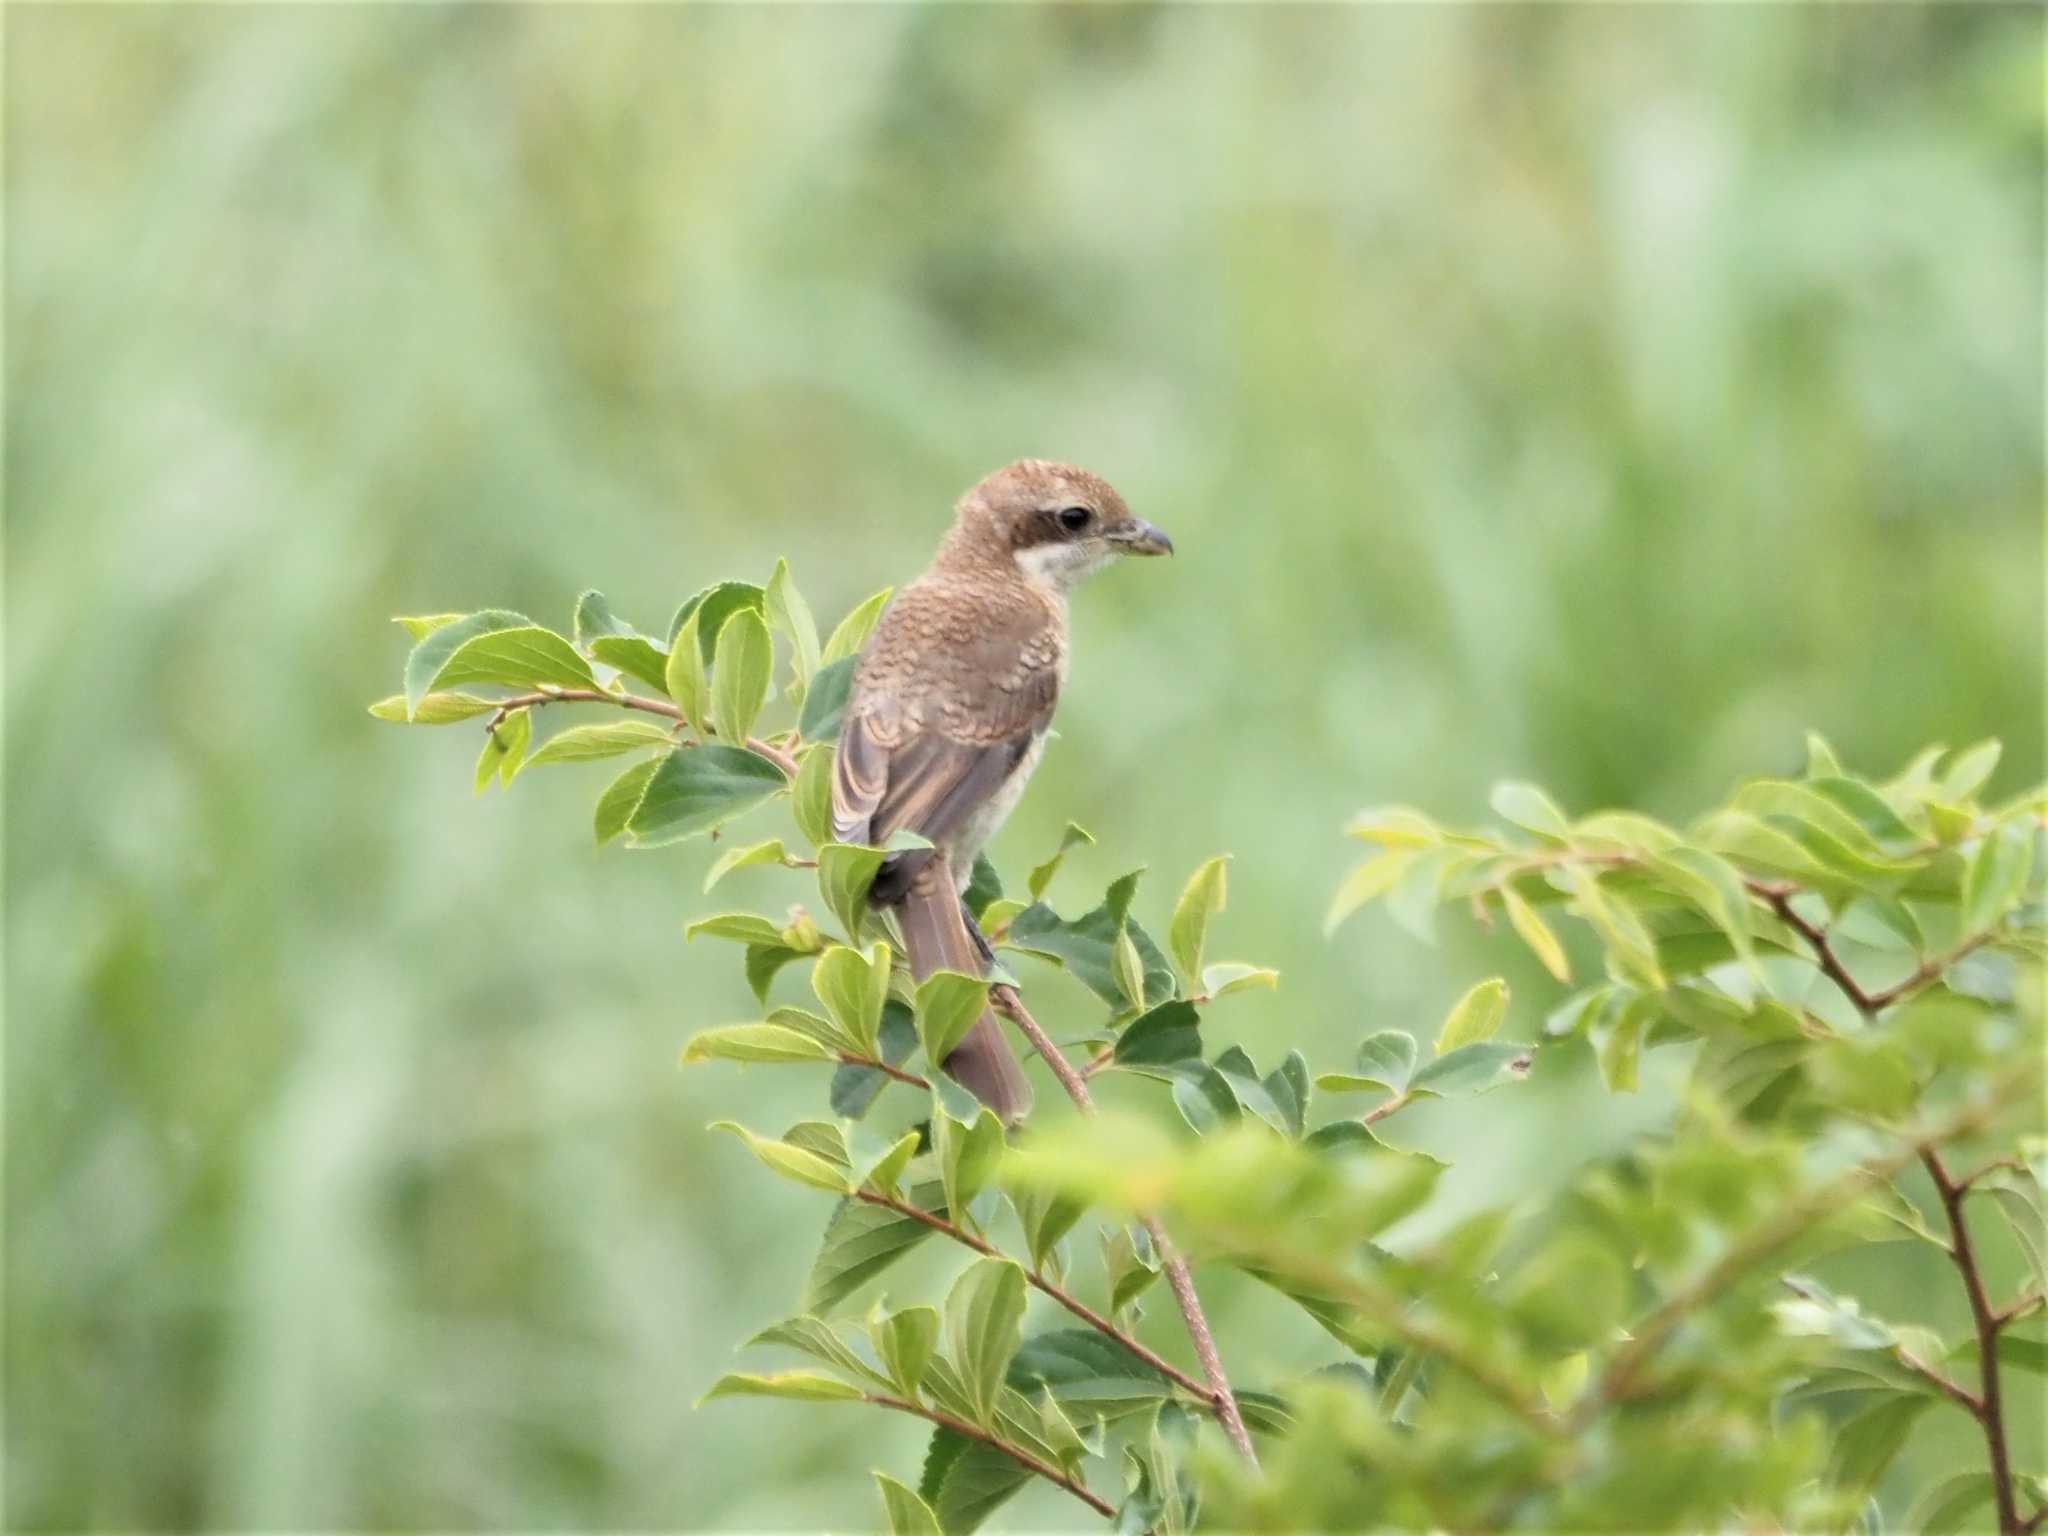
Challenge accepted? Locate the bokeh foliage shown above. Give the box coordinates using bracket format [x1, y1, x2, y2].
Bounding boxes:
[6, 4, 2042, 1529]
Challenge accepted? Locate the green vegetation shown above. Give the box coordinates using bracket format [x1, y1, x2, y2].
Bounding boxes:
[7, 6, 2039, 1528]
[375, 573, 2044, 1531]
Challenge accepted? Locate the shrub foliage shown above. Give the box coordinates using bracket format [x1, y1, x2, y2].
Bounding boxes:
[378, 569, 2045, 1533]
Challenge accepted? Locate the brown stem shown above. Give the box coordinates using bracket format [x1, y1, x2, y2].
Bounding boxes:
[853, 1188, 1214, 1404]
[990, 985, 1261, 1466]
[1361, 1091, 1414, 1127]
[863, 1393, 1116, 1520]
[840, 1054, 929, 1090]
[489, 686, 800, 776]
[1925, 1148, 2023, 1536]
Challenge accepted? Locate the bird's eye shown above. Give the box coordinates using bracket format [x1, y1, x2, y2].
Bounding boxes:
[1057, 506, 1092, 532]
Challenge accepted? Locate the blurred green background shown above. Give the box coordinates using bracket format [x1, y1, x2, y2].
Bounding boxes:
[7, 4, 2041, 1529]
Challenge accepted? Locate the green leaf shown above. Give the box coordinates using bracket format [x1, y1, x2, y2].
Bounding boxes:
[807, 1179, 945, 1312]
[671, 580, 765, 658]
[915, 970, 991, 1068]
[626, 744, 788, 847]
[1963, 823, 2033, 935]
[863, 1129, 921, 1195]
[1567, 865, 1666, 991]
[814, 942, 891, 1057]
[703, 837, 793, 893]
[588, 633, 670, 693]
[1490, 780, 1570, 840]
[369, 691, 493, 724]
[473, 708, 530, 790]
[964, 855, 1005, 920]
[1101, 1228, 1161, 1317]
[1942, 739, 2002, 802]
[1650, 847, 1759, 976]
[748, 1312, 884, 1387]
[1829, 1392, 1934, 1498]
[1029, 823, 1097, 902]
[572, 589, 629, 645]
[699, 1371, 864, 1405]
[593, 757, 659, 845]
[1324, 849, 1416, 935]
[1170, 1063, 1240, 1134]
[404, 610, 594, 715]
[924, 1431, 1030, 1534]
[665, 604, 708, 728]
[1008, 886, 1177, 1011]
[1774, 1276, 1899, 1350]
[1009, 1328, 1173, 1413]
[1595, 991, 1655, 1093]
[790, 744, 836, 850]
[818, 842, 888, 937]
[945, 1260, 1028, 1426]
[1112, 928, 1148, 1011]
[525, 720, 675, 767]
[1168, 856, 1229, 985]
[1264, 1050, 1310, 1137]
[1502, 884, 1570, 982]
[710, 608, 774, 748]
[938, 1106, 1006, 1219]
[797, 656, 856, 742]
[1698, 809, 1845, 890]
[1010, 1183, 1087, 1273]
[764, 557, 821, 687]
[1410, 1040, 1523, 1097]
[1113, 1001, 1201, 1076]
[1979, 1169, 2047, 1293]
[712, 1122, 852, 1194]
[874, 1473, 943, 1536]
[688, 912, 795, 947]
[1805, 732, 1846, 779]
[1907, 1473, 1998, 1535]
[1201, 963, 1278, 999]
[394, 612, 464, 641]
[823, 587, 893, 665]
[683, 1024, 837, 1065]
[1437, 977, 1509, 1053]
[875, 1306, 941, 1397]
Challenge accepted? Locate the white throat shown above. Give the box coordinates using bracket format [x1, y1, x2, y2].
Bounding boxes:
[1014, 541, 1113, 596]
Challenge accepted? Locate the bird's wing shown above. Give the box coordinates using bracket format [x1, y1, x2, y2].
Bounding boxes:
[831, 585, 1060, 849]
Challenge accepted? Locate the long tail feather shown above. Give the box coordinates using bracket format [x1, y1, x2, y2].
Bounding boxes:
[892, 855, 1032, 1123]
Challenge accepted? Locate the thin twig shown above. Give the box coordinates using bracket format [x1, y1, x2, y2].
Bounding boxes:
[488, 686, 800, 776]
[1893, 1344, 1984, 1417]
[1925, 1148, 2023, 1536]
[840, 1054, 929, 1090]
[990, 984, 1261, 1466]
[863, 1393, 1116, 1520]
[852, 1188, 1214, 1404]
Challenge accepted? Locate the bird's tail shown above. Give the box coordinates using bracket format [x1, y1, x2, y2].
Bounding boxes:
[890, 855, 1033, 1123]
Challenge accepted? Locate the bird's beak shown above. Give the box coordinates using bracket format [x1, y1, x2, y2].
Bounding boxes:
[1111, 519, 1174, 557]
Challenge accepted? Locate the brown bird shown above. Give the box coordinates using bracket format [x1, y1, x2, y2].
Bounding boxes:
[832, 461, 1173, 1121]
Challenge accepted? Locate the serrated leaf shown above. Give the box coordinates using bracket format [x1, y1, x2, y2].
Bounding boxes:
[712, 1122, 851, 1193]
[945, 1260, 1028, 1426]
[710, 608, 773, 748]
[797, 655, 856, 742]
[525, 720, 674, 767]
[704, 837, 793, 893]
[964, 854, 1005, 920]
[926, 1431, 1030, 1534]
[1438, 978, 1509, 1053]
[369, 691, 493, 724]
[1490, 780, 1570, 840]
[818, 843, 888, 937]
[807, 1179, 945, 1312]
[916, 970, 992, 1068]
[814, 942, 891, 1056]
[699, 1370, 864, 1405]
[1113, 1001, 1201, 1076]
[1502, 884, 1571, 982]
[1168, 856, 1229, 984]
[665, 603, 708, 728]
[1028, 822, 1096, 902]
[670, 580, 765, 657]
[1008, 891, 1177, 1011]
[1009, 1328, 1173, 1412]
[875, 1473, 942, 1536]
[682, 1024, 837, 1065]
[823, 587, 893, 665]
[588, 633, 671, 692]
[404, 610, 596, 714]
[626, 744, 787, 847]
[748, 1313, 885, 1387]
[572, 590, 629, 646]
[1410, 1041, 1523, 1097]
[764, 557, 821, 687]
[593, 757, 659, 845]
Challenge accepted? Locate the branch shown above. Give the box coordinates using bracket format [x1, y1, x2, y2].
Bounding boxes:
[852, 1188, 1215, 1404]
[489, 686, 800, 777]
[841, 1054, 929, 1090]
[990, 985, 1261, 1466]
[1925, 1147, 2024, 1536]
[862, 1393, 1117, 1521]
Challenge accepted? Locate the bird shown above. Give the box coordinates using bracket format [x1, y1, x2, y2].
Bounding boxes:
[831, 460, 1173, 1122]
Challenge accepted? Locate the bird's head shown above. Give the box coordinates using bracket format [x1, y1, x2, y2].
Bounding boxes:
[941, 459, 1173, 593]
